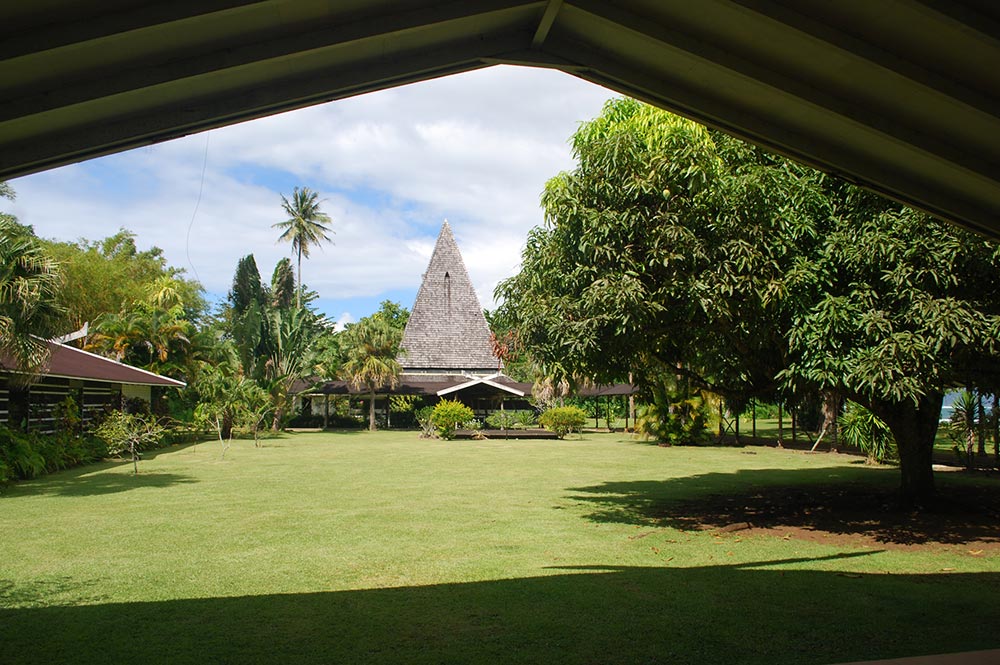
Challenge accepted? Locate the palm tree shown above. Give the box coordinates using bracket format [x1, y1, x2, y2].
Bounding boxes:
[87, 291, 192, 378]
[950, 390, 979, 469]
[273, 187, 333, 308]
[340, 317, 402, 431]
[88, 309, 145, 362]
[0, 218, 64, 375]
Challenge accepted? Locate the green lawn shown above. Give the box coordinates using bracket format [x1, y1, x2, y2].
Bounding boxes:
[1, 431, 997, 664]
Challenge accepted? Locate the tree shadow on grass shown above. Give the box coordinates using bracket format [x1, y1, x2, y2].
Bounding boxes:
[2, 555, 998, 665]
[567, 466, 1000, 547]
[0, 576, 110, 609]
[6, 462, 198, 498]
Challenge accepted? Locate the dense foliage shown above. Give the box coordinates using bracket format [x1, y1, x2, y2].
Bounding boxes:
[44, 229, 206, 329]
[0, 185, 66, 372]
[497, 98, 1000, 506]
[0, 425, 107, 487]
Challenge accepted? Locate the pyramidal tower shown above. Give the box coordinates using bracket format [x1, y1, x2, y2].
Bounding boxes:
[399, 222, 498, 376]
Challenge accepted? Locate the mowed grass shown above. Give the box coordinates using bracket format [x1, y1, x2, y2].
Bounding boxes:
[1, 431, 998, 664]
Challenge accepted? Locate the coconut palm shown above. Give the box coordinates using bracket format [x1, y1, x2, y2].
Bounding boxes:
[273, 187, 333, 308]
[340, 317, 402, 431]
[0, 218, 64, 375]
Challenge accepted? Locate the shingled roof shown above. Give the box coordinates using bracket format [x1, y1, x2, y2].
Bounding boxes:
[399, 222, 497, 374]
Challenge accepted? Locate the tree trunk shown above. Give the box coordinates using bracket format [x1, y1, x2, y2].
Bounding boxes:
[869, 392, 943, 509]
[813, 389, 840, 452]
[777, 403, 784, 447]
[221, 412, 234, 440]
[296, 247, 303, 310]
[369, 390, 376, 431]
[825, 390, 840, 452]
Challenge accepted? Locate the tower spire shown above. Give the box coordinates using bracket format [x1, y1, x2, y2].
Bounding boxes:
[398, 222, 496, 374]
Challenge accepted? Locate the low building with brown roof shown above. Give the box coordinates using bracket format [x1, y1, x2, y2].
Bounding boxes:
[1, 340, 185, 432]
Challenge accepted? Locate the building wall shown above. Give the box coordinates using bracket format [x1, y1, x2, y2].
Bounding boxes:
[0, 375, 123, 432]
[122, 384, 152, 403]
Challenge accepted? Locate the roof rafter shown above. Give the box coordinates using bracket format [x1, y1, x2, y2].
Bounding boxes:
[1, 1, 999, 236]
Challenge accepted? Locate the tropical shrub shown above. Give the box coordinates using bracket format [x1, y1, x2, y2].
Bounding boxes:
[486, 411, 517, 430]
[0, 427, 45, 480]
[430, 400, 474, 440]
[483, 410, 538, 429]
[328, 413, 365, 429]
[635, 394, 710, 446]
[539, 406, 588, 438]
[0, 426, 108, 487]
[603, 401, 622, 430]
[415, 406, 436, 438]
[286, 413, 325, 428]
[839, 402, 896, 464]
[514, 409, 538, 428]
[390, 395, 420, 414]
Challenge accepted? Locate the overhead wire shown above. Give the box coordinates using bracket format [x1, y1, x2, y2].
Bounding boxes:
[185, 132, 210, 285]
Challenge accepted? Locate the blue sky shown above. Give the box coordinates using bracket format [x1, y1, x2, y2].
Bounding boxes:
[7, 66, 613, 328]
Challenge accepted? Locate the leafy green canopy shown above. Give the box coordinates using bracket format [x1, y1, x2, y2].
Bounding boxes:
[42, 229, 206, 328]
[497, 98, 1000, 506]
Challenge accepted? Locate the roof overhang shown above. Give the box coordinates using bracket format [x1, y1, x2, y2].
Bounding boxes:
[1, 2, 998, 237]
[1, 342, 186, 388]
[437, 374, 526, 397]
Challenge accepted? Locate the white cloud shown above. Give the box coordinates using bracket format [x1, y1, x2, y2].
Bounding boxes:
[9, 66, 614, 317]
[332, 312, 355, 332]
